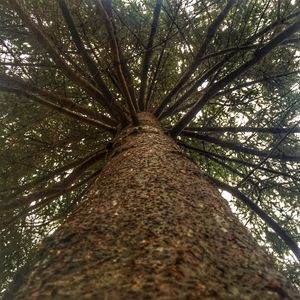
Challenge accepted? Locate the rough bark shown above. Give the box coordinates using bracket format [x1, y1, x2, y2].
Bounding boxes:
[8, 113, 299, 300]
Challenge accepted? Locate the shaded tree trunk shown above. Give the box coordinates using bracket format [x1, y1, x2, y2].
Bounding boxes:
[9, 113, 299, 299]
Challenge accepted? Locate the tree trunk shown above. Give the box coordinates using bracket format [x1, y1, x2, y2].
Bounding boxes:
[9, 113, 299, 299]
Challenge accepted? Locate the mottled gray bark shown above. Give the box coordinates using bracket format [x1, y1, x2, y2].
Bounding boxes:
[9, 113, 300, 299]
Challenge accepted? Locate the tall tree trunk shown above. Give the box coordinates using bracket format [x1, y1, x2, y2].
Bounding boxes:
[9, 113, 299, 299]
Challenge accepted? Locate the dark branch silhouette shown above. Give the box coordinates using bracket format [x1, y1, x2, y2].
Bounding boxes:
[206, 175, 300, 262]
[0, 74, 116, 126]
[58, 0, 127, 124]
[8, 0, 115, 111]
[138, 0, 162, 111]
[178, 141, 300, 182]
[0, 150, 106, 210]
[171, 16, 300, 137]
[180, 131, 300, 162]
[94, 0, 138, 124]
[184, 127, 300, 134]
[154, 0, 235, 117]
[0, 86, 115, 132]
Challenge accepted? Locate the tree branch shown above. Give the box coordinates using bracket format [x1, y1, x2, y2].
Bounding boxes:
[145, 0, 182, 111]
[138, 0, 162, 111]
[0, 149, 106, 210]
[0, 150, 104, 195]
[195, 37, 300, 63]
[58, 0, 128, 124]
[180, 131, 300, 162]
[167, 70, 300, 117]
[154, 0, 235, 117]
[94, 0, 138, 124]
[0, 74, 116, 127]
[206, 175, 300, 262]
[1, 168, 102, 228]
[184, 127, 300, 134]
[159, 57, 226, 119]
[160, 11, 300, 120]
[0, 86, 115, 132]
[183, 145, 257, 185]
[170, 16, 300, 137]
[8, 0, 116, 117]
[178, 141, 300, 182]
[236, 121, 300, 187]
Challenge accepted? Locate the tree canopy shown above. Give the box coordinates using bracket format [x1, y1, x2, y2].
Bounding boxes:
[0, 0, 300, 295]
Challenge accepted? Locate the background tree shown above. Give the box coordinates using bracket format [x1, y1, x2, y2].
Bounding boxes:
[0, 0, 300, 298]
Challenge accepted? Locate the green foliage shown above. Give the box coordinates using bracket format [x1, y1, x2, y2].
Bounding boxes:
[0, 0, 300, 296]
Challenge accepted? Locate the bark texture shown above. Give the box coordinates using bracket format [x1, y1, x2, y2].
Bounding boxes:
[10, 113, 299, 299]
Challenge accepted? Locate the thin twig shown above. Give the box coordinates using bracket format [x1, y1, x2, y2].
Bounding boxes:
[236, 120, 300, 187]
[184, 126, 300, 134]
